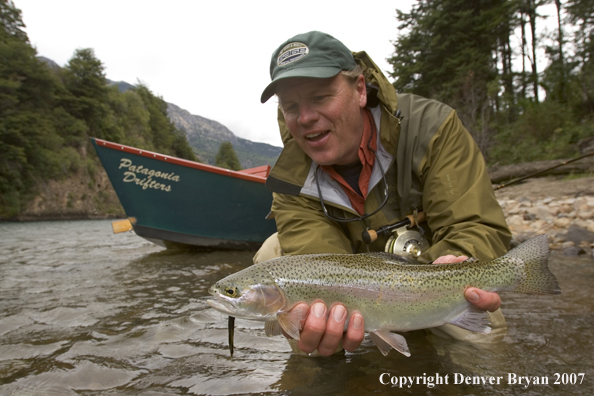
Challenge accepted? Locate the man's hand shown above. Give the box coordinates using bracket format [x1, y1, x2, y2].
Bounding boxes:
[433, 255, 501, 312]
[286, 302, 364, 356]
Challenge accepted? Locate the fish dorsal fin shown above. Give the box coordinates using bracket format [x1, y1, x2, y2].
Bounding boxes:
[277, 306, 306, 340]
[369, 330, 411, 357]
[264, 320, 282, 337]
[448, 305, 492, 334]
[359, 252, 413, 264]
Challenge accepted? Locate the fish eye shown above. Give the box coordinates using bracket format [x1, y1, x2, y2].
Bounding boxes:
[224, 286, 239, 298]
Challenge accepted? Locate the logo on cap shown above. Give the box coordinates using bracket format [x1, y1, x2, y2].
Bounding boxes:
[277, 42, 309, 66]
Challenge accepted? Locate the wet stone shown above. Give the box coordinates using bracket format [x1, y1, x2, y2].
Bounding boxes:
[563, 246, 584, 256]
[566, 225, 594, 244]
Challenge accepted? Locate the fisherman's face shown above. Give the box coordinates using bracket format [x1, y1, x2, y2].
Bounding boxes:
[276, 74, 367, 166]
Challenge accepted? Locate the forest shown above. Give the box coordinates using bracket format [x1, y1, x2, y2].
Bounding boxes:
[0, 0, 196, 217]
[389, 0, 594, 165]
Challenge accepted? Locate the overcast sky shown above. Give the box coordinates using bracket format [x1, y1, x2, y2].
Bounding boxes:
[15, 0, 416, 147]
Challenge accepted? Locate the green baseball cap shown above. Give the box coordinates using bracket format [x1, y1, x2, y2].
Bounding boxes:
[260, 31, 357, 103]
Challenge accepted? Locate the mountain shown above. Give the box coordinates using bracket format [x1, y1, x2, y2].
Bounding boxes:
[107, 79, 282, 168]
[110, 80, 135, 93]
[167, 102, 282, 168]
[38, 56, 60, 70]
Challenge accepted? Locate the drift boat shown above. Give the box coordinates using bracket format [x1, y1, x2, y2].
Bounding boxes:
[91, 137, 277, 250]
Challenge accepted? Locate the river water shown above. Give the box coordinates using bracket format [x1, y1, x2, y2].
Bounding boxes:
[0, 220, 592, 395]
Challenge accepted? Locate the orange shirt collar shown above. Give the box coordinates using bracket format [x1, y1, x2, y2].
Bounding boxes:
[320, 108, 377, 215]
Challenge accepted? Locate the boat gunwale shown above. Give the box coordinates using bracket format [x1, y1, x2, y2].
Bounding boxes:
[92, 137, 269, 184]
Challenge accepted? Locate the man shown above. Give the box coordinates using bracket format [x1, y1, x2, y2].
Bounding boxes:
[256, 31, 511, 356]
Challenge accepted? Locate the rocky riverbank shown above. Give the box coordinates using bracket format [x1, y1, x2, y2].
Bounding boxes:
[494, 175, 594, 257]
[2, 168, 125, 221]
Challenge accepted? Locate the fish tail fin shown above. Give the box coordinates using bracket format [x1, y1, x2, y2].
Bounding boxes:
[505, 234, 561, 295]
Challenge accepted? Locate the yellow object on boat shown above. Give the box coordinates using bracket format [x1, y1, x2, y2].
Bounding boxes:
[111, 219, 134, 234]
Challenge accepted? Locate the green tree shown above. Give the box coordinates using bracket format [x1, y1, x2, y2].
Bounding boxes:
[215, 141, 242, 170]
[565, 0, 594, 118]
[519, 0, 548, 104]
[109, 87, 152, 148]
[0, 0, 26, 40]
[389, 0, 514, 155]
[62, 48, 108, 100]
[490, 0, 594, 166]
[60, 48, 123, 143]
[0, 0, 65, 216]
[133, 84, 197, 161]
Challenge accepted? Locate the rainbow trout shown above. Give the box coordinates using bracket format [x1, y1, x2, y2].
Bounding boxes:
[208, 235, 560, 357]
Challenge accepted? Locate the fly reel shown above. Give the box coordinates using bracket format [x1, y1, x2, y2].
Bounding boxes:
[362, 212, 430, 260]
[384, 228, 430, 259]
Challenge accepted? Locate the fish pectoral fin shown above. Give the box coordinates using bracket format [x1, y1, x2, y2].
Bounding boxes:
[448, 305, 492, 334]
[264, 320, 282, 337]
[369, 330, 411, 357]
[277, 308, 304, 340]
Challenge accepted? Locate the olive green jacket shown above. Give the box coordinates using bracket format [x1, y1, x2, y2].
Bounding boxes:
[265, 51, 511, 262]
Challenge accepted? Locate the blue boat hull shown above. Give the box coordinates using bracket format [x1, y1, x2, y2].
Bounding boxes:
[91, 138, 277, 250]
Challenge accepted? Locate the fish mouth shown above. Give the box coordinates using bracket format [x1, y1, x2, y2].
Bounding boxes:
[207, 298, 237, 315]
[207, 297, 271, 322]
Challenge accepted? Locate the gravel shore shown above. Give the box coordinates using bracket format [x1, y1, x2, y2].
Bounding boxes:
[494, 175, 594, 256]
